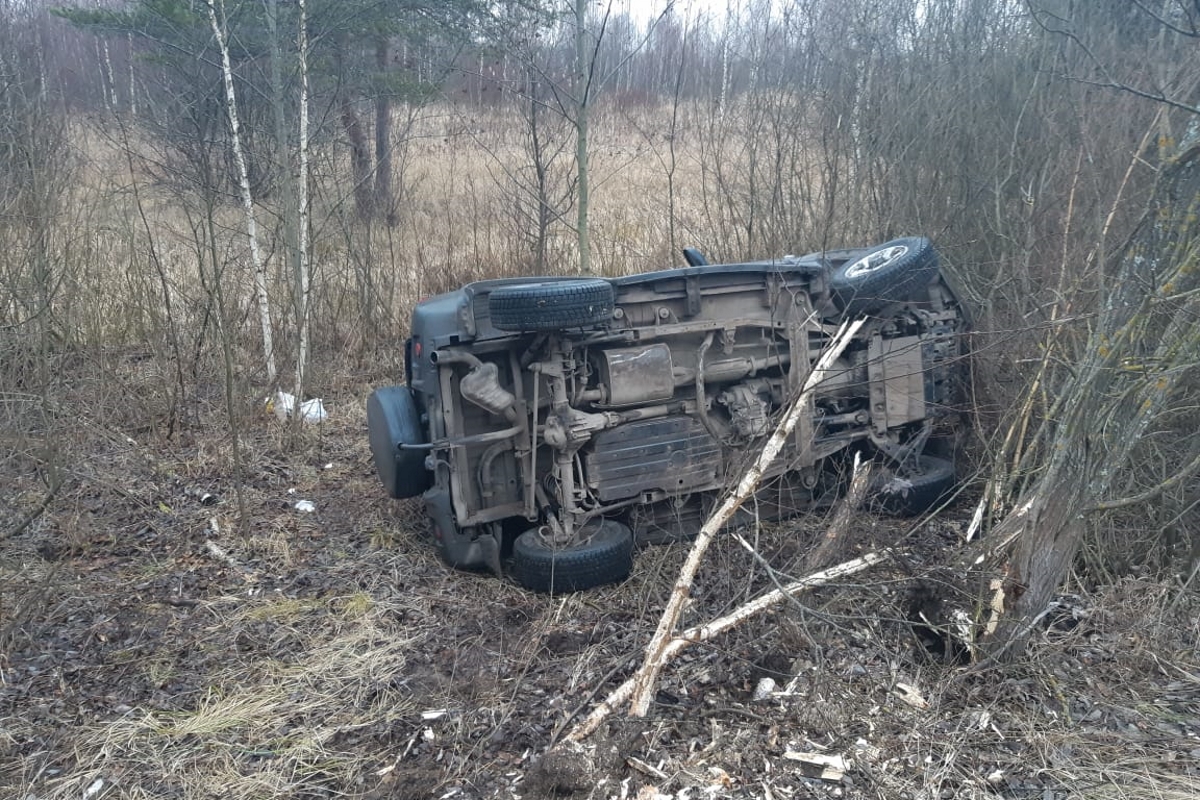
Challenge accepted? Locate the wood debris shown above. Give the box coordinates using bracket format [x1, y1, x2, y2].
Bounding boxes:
[782, 751, 848, 782]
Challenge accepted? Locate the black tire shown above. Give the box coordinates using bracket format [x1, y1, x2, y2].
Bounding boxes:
[488, 279, 614, 332]
[872, 455, 956, 517]
[367, 385, 430, 499]
[830, 237, 939, 317]
[511, 519, 634, 593]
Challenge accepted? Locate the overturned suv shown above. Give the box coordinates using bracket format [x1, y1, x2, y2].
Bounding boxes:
[369, 237, 967, 592]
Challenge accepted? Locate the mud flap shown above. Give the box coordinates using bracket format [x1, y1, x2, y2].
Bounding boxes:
[423, 487, 500, 574]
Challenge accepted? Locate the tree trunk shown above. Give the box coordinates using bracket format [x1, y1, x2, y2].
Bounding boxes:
[975, 143, 1200, 661]
[976, 461, 1088, 660]
[341, 98, 374, 222]
[295, 0, 311, 397]
[574, 0, 591, 275]
[374, 35, 395, 227]
[205, 0, 276, 384]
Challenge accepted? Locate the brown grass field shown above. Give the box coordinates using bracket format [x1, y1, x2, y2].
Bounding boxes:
[2, 101, 1199, 799]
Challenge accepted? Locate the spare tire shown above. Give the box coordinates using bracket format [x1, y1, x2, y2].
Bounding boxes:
[489, 279, 614, 332]
[511, 519, 634, 593]
[367, 385, 430, 499]
[872, 455, 956, 517]
[830, 237, 939, 317]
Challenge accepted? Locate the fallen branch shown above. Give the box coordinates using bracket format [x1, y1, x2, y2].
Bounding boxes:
[564, 550, 888, 742]
[1, 477, 66, 543]
[626, 318, 866, 717]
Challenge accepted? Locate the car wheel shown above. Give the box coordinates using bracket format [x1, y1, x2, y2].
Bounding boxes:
[488, 279, 615, 332]
[511, 519, 634, 593]
[830, 236, 940, 317]
[872, 455, 956, 517]
[367, 385, 430, 499]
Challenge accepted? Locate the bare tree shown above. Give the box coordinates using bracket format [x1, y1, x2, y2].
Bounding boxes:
[967, 0, 1200, 658]
[205, 0, 277, 384]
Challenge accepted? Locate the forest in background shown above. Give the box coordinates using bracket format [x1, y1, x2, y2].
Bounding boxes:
[3, 1, 1200, 797]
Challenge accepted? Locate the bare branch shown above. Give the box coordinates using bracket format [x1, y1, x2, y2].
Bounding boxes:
[1023, 0, 1200, 116]
[564, 550, 888, 743]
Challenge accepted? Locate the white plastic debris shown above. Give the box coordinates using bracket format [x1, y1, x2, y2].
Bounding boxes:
[753, 676, 777, 701]
[268, 391, 328, 423]
[294, 500, 316, 513]
[83, 778, 106, 800]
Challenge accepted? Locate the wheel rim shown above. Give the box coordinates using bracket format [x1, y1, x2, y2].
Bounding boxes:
[843, 245, 908, 279]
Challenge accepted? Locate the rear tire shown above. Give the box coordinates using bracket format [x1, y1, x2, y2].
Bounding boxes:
[489, 279, 614, 332]
[872, 455, 956, 517]
[511, 519, 634, 593]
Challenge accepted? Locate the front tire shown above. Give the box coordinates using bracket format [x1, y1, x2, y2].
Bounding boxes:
[511, 519, 634, 593]
[830, 237, 939, 317]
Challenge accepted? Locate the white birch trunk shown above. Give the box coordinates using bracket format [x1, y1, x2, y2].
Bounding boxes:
[95, 1, 115, 113]
[205, 0, 277, 384]
[127, 33, 137, 117]
[294, 0, 312, 397]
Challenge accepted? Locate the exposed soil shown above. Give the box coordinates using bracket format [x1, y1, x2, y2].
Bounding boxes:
[3, 376, 1199, 800]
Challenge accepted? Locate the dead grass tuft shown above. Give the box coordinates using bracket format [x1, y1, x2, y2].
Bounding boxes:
[40, 592, 427, 800]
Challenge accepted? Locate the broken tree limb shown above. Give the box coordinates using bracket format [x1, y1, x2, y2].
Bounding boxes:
[564, 550, 888, 742]
[627, 319, 866, 717]
[806, 453, 871, 570]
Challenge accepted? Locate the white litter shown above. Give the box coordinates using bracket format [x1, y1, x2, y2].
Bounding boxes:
[269, 391, 328, 423]
[294, 500, 316, 513]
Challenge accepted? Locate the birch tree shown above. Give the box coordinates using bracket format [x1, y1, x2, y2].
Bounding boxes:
[205, 0, 276, 383]
[294, 0, 311, 398]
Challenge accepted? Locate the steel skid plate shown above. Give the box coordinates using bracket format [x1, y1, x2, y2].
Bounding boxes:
[584, 416, 721, 502]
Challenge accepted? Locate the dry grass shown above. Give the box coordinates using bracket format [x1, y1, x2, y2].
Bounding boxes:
[52, 98, 831, 364]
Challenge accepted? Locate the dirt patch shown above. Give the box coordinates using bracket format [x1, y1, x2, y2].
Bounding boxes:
[2, 383, 1199, 799]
